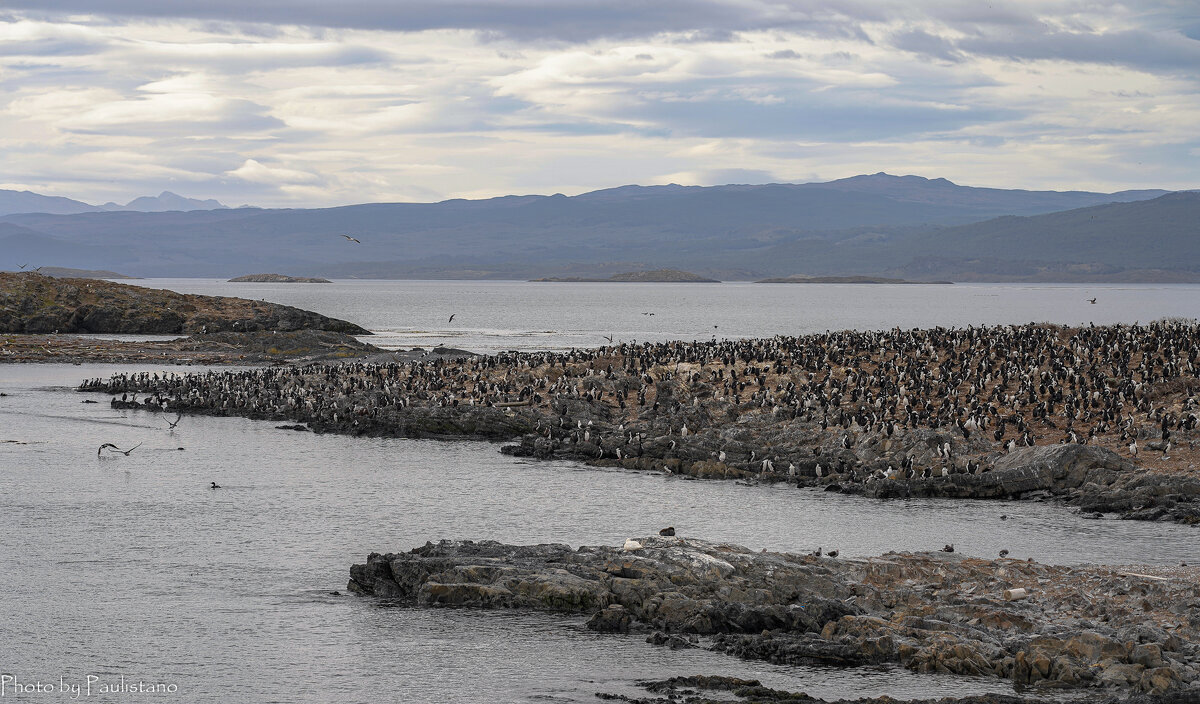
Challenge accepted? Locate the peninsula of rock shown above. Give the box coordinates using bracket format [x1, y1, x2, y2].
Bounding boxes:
[0, 271, 368, 334]
[82, 322, 1200, 524]
[348, 537, 1199, 696]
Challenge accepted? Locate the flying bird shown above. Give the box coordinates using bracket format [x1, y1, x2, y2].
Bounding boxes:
[166, 412, 182, 429]
[98, 442, 142, 456]
[17, 263, 28, 270]
[448, 313, 456, 323]
[603, 334, 613, 343]
[340, 234, 361, 243]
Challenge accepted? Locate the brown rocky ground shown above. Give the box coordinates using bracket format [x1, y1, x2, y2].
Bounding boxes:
[0, 271, 367, 334]
[349, 537, 1200, 697]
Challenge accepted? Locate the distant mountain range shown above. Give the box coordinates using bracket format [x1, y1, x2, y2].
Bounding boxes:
[0, 189, 228, 216]
[0, 174, 1195, 282]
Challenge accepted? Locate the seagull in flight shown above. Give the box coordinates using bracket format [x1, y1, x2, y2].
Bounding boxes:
[98, 442, 142, 456]
[340, 234, 361, 243]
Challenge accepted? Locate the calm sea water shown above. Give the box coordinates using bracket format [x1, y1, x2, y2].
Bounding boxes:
[3, 281, 1199, 702]
[129, 278, 1200, 352]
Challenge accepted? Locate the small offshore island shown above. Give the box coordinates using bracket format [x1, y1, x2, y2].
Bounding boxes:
[228, 273, 332, 283]
[533, 268, 720, 282]
[757, 275, 953, 284]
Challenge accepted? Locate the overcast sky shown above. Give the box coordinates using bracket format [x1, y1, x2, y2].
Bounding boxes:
[2, 2, 1198, 207]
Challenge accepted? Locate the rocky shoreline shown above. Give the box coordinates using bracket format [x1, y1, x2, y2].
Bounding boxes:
[79, 323, 1200, 524]
[348, 537, 1200, 697]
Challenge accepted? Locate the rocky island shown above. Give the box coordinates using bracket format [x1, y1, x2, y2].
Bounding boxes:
[83, 321, 1200, 525]
[757, 275, 953, 284]
[0, 271, 367, 335]
[228, 273, 332, 283]
[349, 536, 1199, 697]
[533, 269, 719, 282]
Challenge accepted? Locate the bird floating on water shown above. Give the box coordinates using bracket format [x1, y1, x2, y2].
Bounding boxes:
[210, 482, 221, 489]
[999, 549, 1009, 558]
[1087, 297, 1097, 304]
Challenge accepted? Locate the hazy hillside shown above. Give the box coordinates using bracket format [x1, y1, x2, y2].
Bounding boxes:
[0, 189, 229, 217]
[0, 175, 1192, 281]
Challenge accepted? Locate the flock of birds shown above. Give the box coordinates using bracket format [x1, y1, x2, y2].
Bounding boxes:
[84, 321, 1199, 505]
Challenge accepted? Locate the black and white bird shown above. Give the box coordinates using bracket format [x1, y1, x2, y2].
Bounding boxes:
[340, 234, 361, 243]
[98, 442, 142, 456]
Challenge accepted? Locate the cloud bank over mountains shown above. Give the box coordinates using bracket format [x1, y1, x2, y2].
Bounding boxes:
[1, 1, 1197, 207]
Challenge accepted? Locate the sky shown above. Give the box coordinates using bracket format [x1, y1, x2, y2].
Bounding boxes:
[1, 1, 1198, 207]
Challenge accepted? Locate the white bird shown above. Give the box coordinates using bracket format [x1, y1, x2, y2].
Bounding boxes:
[340, 234, 361, 243]
[1129, 439, 1138, 457]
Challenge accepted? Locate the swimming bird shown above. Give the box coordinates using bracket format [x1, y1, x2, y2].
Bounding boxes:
[1087, 297, 1097, 304]
[341, 234, 361, 243]
[940, 544, 954, 553]
[210, 482, 221, 489]
[659, 526, 675, 536]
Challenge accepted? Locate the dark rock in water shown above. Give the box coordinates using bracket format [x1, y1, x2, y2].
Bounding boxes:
[349, 537, 1200, 695]
[645, 631, 697, 649]
[608, 675, 1106, 703]
[276, 424, 310, 431]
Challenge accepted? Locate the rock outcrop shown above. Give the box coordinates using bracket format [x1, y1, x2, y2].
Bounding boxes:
[350, 537, 1200, 695]
[0, 271, 367, 334]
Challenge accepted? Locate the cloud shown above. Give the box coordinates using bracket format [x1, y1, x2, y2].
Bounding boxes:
[1, 3, 1199, 208]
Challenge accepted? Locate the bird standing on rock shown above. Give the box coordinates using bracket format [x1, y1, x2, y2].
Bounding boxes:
[941, 544, 955, 553]
[659, 526, 675, 536]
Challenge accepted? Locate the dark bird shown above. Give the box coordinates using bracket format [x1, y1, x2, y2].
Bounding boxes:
[940, 544, 955, 553]
[448, 314, 456, 323]
[98, 442, 142, 456]
[603, 334, 614, 344]
[1087, 297, 1097, 304]
[166, 412, 182, 429]
[17, 263, 28, 270]
[999, 549, 1009, 558]
[340, 234, 361, 243]
[659, 526, 675, 536]
[210, 482, 221, 489]
[811, 547, 822, 557]
[827, 549, 839, 558]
